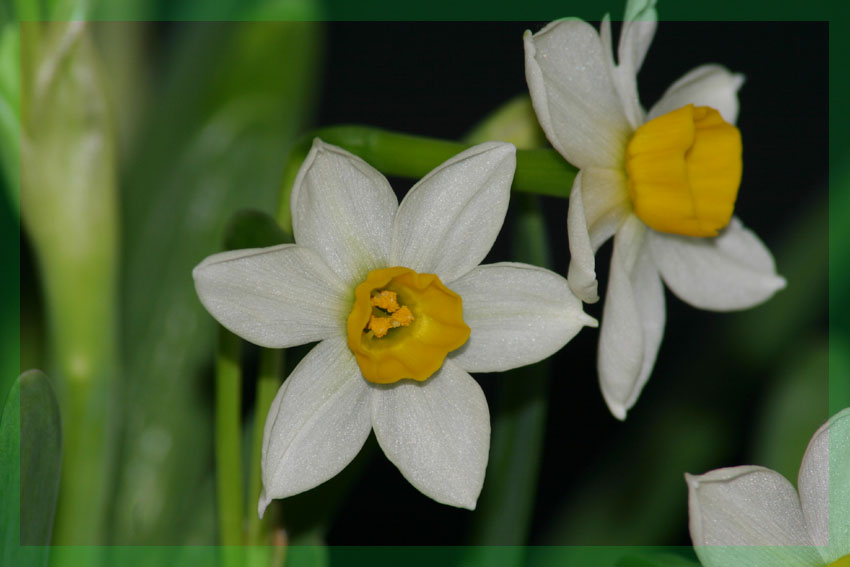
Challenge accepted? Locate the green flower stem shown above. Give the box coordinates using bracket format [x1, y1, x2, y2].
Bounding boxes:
[20, 23, 118, 546]
[276, 125, 576, 233]
[216, 327, 244, 549]
[247, 348, 284, 546]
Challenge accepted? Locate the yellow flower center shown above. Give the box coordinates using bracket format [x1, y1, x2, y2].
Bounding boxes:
[829, 555, 850, 567]
[346, 267, 470, 384]
[625, 104, 742, 237]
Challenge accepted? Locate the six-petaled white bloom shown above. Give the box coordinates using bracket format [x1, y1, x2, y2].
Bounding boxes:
[193, 139, 596, 514]
[687, 408, 850, 567]
[524, 0, 787, 420]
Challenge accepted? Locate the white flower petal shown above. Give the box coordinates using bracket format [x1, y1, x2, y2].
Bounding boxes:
[291, 139, 398, 286]
[524, 21, 631, 169]
[649, 218, 786, 312]
[599, 3, 656, 129]
[389, 142, 515, 284]
[597, 216, 665, 420]
[687, 466, 823, 567]
[649, 64, 744, 125]
[371, 360, 490, 510]
[259, 338, 372, 517]
[193, 244, 349, 348]
[567, 168, 631, 303]
[447, 262, 597, 373]
[798, 408, 850, 563]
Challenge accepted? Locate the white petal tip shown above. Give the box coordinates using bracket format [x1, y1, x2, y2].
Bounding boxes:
[607, 402, 628, 421]
[258, 489, 272, 519]
[583, 314, 600, 328]
[569, 278, 600, 304]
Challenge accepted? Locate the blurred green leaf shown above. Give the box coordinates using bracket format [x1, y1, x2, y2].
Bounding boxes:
[224, 209, 292, 251]
[543, 409, 730, 545]
[19, 370, 62, 547]
[163, 0, 321, 21]
[112, 20, 321, 544]
[0, 23, 20, 215]
[751, 338, 829, 482]
[20, 20, 119, 545]
[1, 370, 62, 567]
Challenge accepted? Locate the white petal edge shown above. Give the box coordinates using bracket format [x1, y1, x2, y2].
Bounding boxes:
[649, 64, 745, 125]
[687, 466, 824, 567]
[259, 338, 372, 517]
[649, 218, 786, 312]
[389, 142, 515, 284]
[193, 244, 349, 348]
[567, 167, 631, 303]
[447, 262, 597, 373]
[597, 215, 665, 420]
[798, 408, 850, 563]
[371, 359, 490, 510]
[290, 139, 398, 286]
[599, 6, 656, 130]
[524, 20, 631, 169]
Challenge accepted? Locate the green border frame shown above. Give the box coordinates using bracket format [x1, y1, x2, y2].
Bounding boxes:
[7, 0, 845, 564]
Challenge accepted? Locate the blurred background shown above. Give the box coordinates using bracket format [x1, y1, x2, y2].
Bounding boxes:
[1, 0, 838, 564]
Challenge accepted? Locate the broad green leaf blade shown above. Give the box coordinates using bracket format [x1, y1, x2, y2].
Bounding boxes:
[112, 20, 320, 544]
[1, 370, 62, 567]
[19, 370, 62, 546]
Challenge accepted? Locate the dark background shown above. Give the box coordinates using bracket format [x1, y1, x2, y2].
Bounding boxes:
[305, 21, 829, 545]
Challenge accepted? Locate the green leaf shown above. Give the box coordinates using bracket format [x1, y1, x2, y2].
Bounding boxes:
[112, 20, 320, 544]
[20, 21, 119, 545]
[1, 370, 62, 567]
[543, 408, 730, 545]
[752, 338, 830, 482]
[224, 209, 292, 252]
[0, 24, 20, 216]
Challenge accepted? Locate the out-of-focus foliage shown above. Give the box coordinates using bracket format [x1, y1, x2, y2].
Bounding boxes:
[112, 18, 321, 543]
[1, 371, 62, 567]
[19, 19, 120, 545]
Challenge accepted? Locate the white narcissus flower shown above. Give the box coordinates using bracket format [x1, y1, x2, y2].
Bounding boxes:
[524, 0, 786, 420]
[193, 139, 596, 514]
[687, 408, 850, 567]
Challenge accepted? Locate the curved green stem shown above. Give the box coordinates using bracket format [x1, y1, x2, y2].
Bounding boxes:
[216, 328, 244, 549]
[277, 125, 576, 233]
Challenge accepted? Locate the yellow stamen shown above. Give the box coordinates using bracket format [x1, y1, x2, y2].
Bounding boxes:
[626, 104, 742, 237]
[829, 555, 850, 567]
[367, 316, 393, 338]
[391, 305, 414, 326]
[371, 290, 400, 313]
[347, 267, 469, 384]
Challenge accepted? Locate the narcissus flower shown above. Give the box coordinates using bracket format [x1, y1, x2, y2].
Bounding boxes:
[687, 408, 850, 567]
[524, 0, 786, 419]
[194, 140, 596, 514]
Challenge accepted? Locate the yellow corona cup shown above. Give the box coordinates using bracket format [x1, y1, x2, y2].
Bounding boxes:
[347, 267, 470, 384]
[626, 104, 742, 237]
